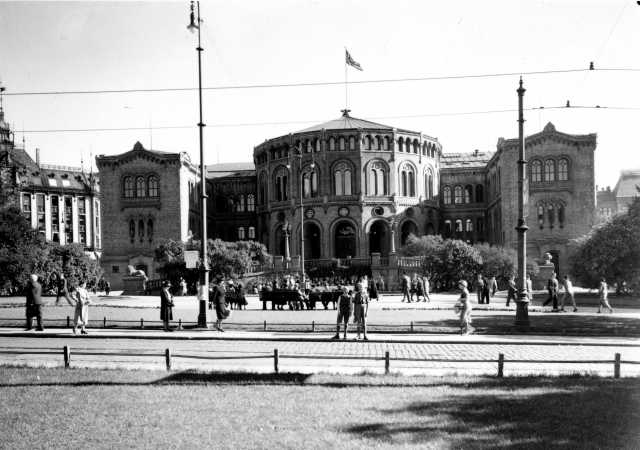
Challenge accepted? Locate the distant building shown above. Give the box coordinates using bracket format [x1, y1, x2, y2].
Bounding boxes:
[96, 142, 203, 289]
[0, 106, 101, 252]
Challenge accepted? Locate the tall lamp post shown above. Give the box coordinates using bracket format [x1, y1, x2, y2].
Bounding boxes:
[288, 145, 314, 283]
[515, 77, 530, 330]
[187, 1, 209, 328]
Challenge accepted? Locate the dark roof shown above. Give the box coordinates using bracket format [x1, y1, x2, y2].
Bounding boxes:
[614, 170, 640, 198]
[206, 162, 255, 179]
[441, 151, 494, 169]
[296, 113, 397, 133]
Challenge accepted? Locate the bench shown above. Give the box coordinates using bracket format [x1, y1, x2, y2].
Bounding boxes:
[259, 290, 340, 310]
[309, 291, 339, 310]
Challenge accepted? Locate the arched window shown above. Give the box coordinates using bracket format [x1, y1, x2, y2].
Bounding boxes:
[547, 204, 555, 227]
[364, 135, 371, 150]
[531, 160, 542, 182]
[124, 177, 134, 198]
[383, 136, 390, 150]
[238, 196, 246, 212]
[373, 136, 380, 150]
[455, 219, 463, 234]
[339, 137, 346, 151]
[258, 172, 267, 204]
[558, 204, 565, 228]
[147, 176, 159, 197]
[367, 161, 388, 196]
[475, 185, 483, 202]
[238, 227, 245, 240]
[443, 186, 451, 205]
[422, 142, 428, 155]
[444, 220, 452, 237]
[136, 177, 146, 197]
[247, 194, 255, 212]
[302, 166, 319, 198]
[138, 219, 145, 243]
[413, 140, 419, 154]
[129, 219, 135, 243]
[147, 218, 154, 243]
[348, 136, 355, 150]
[334, 162, 352, 196]
[465, 219, 473, 232]
[398, 137, 404, 152]
[405, 139, 411, 153]
[399, 163, 415, 197]
[464, 185, 473, 203]
[454, 186, 463, 204]
[248, 226, 255, 239]
[314, 139, 321, 152]
[328, 137, 336, 151]
[274, 167, 289, 201]
[425, 169, 433, 199]
[558, 158, 569, 181]
[544, 159, 555, 182]
[537, 205, 545, 228]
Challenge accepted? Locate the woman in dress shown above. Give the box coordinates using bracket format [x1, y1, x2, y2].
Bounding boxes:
[455, 280, 473, 335]
[73, 281, 91, 335]
[160, 280, 174, 332]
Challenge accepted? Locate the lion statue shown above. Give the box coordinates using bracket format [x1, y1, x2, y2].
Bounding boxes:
[127, 265, 148, 281]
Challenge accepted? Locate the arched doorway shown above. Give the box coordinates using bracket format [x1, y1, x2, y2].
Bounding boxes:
[334, 221, 356, 258]
[400, 221, 418, 246]
[369, 220, 389, 256]
[425, 223, 435, 235]
[304, 222, 321, 259]
[274, 226, 285, 256]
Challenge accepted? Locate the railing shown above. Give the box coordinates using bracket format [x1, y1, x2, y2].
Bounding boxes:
[39, 163, 83, 173]
[398, 256, 424, 268]
[0, 346, 637, 378]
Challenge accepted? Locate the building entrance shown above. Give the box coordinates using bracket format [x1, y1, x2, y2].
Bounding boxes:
[369, 220, 389, 256]
[334, 221, 356, 258]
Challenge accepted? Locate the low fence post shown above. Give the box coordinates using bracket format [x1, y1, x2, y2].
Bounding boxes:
[274, 349, 279, 373]
[614, 353, 621, 379]
[165, 348, 172, 371]
[264, 320, 267, 332]
[140, 318, 144, 329]
[312, 321, 315, 332]
[63, 345, 70, 369]
[498, 353, 504, 378]
[410, 321, 414, 333]
[103, 317, 106, 328]
[66, 316, 70, 328]
[385, 351, 390, 375]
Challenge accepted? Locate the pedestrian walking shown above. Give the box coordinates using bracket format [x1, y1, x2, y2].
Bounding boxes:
[104, 280, 111, 296]
[506, 277, 517, 307]
[561, 275, 578, 312]
[475, 274, 484, 304]
[481, 275, 491, 304]
[488, 276, 498, 300]
[543, 272, 559, 311]
[597, 278, 614, 313]
[332, 286, 353, 340]
[422, 275, 431, 302]
[376, 276, 385, 301]
[211, 276, 230, 331]
[455, 280, 473, 335]
[412, 273, 426, 302]
[353, 282, 369, 341]
[368, 277, 378, 302]
[73, 281, 91, 335]
[401, 272, 411, 302]
[160, 280, 174, 332]
[25, 274, 44, 331]
[55, 273, 73, 306]
[180, 277, 188, 296]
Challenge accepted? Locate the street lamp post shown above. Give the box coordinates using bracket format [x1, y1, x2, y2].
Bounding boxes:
[283, 222, 291, 262]
[515, 77, 530, 330]
[187, 1, 209, 328]
[288, 146, 314, 284]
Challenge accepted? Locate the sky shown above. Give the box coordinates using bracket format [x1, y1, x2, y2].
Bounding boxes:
[1, 0, 639, 188]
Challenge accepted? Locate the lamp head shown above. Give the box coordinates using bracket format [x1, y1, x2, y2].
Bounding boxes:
[310, 162, 316, 169]
[187, 1, 199, 33]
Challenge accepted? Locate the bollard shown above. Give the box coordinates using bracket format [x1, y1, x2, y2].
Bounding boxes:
[63, 345, 70, 369]
[274, 349, 279, 373]
[312, 321, 315, 332]
[140, 318, 144, 329]
[178, 319, 183, 331]
[410, 321, 414, 333]
[66, 316, 70, 328]
[614, 353, 621, 379]
[385, 351, 390, 375]
[498, 353, 504, 378]
[103, 317, 107, 328]
[165, 348, 172, 371]
[264, 320, 267, 332]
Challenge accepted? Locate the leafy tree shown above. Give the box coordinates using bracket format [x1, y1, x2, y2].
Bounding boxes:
[569, 196, 640, 293]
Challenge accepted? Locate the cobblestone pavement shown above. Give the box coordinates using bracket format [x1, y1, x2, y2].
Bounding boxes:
[1, 331, 639, 377]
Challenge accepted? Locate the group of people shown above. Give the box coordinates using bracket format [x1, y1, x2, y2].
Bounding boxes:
[400, 272, 431, 303]
[25, 273, 92, 334]
[332, 276, 370, 340]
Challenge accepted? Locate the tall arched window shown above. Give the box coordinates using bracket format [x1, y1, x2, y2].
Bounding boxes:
[258, 172, 267, 204]
[334, 162, 352, 196]
[238, 227, 245, 240]
[314, 139, 320, 152]
[455, 219, 463, 235]
[147, 176, 159, 197]
[399, 163, 415, 197]
[398, 137, 404, 152]
[475, 185, 483, 202]
[558, 204, 565, 227]
[248, 226, 255, 239]
[247, 194, 255, 212]
[348, 136, 355, 150]
[328, 137, 336, 151]
[367, 161, 388, 196]
[302, 167, 319, 198]
[274, 167, 289, 201]
[425, 169, 433, 199]
[444, 220, 452, 237]
[338, 137, 346, 151]
[476, 218, 484, 234]
[544, 159, 555, 181]
[138, 219, 145, 242]
[405, 139, 411, 153]
[373, 136, 380, 150]
[464, 185, 473, 203]
[547, 204, 555, 227]
[383, 136, 390, 150]
[538, 204, 545, 228]
[238, 196, 246, 211]
[364, 135, 371, 150]
[465, 219, 473, 232]
[531, 160, 542, 182]
[136, 177, 146, 197]
[454, 186, 463, 204]
[558, 158, 569, 181]
[147, 218, 154, 243]
[124, 177, 134, 198]
[413, 140, 419, 154]
[129, 219, 135, 243]
[443, 186, 451, 205]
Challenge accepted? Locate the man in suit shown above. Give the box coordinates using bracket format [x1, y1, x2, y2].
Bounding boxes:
[25, 274, 44, 331]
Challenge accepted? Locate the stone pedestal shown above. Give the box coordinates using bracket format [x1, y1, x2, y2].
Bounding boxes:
[122, 276, 147, 296]
[290, 256, 301, 272]
[534, 263, 555, 290]
[274, 256, 284, 270]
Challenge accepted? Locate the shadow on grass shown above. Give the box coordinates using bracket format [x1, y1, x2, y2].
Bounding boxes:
[342, 378, 640, 449]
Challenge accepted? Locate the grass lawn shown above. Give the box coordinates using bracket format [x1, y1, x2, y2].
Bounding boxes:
[1, 367, 639, 449]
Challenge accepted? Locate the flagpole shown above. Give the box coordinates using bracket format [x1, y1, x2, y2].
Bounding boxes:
[344, 49, 348, 111]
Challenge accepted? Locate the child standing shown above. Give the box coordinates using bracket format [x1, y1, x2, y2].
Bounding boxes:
[73, 281, 91, 335]
[455, 280, 473, 335]
[353, 281, 369, 341]
[332, 287, 353, 340]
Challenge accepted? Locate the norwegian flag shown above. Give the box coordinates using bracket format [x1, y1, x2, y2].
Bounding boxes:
[345, 49, 363, 71]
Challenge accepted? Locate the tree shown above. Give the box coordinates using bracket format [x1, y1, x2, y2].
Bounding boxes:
[473, 243, 539, 289]
[569, 196, 640, 293]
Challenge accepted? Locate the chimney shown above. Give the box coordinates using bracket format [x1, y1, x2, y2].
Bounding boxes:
[36, 148, 40, 167]
[474, 149, 479, 156]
